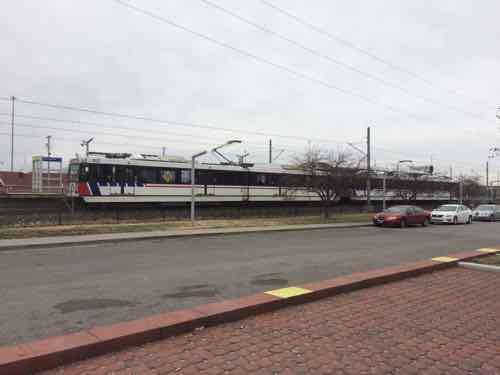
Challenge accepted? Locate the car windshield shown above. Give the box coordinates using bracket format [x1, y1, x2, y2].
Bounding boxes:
[383, 206, 407, 213]
[435, 205, 457, 212]
[475, 205, 496, 211]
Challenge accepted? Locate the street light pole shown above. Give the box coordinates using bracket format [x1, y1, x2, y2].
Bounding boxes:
[191, 140, 241, 225]
[382, 173, 387, 210]
[81, 138, 94, 157]
[191, 150, 208, 224]
[366, 126, 371, 207]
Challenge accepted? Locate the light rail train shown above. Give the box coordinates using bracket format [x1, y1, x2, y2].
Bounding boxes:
[68, 153, 454, 204]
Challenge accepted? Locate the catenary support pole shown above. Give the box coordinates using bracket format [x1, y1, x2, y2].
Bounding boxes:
[382, 174, 386, 210]
[366, 126, 371, 207]
[10, 96, 15, 171]
[269, 139, 272, 164]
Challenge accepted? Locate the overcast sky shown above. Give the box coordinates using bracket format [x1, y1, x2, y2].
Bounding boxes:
[2, 0, 500, 180]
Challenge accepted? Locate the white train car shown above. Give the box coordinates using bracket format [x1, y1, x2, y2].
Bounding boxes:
[68, 153, 319, 204]
[68, 153, 453, 204]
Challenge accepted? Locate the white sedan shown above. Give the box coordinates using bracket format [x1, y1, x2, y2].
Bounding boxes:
[430, 204, 473, 224]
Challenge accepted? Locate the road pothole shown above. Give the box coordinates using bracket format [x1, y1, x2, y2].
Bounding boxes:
[54, 298, 134, 314]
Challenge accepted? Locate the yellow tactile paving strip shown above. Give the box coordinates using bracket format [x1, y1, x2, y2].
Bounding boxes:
[476, 248, 500, 253]
[431, 256, 459, 263]
[265, 287, 312, 299]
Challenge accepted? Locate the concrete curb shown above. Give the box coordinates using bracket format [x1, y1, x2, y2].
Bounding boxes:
[0, 222, 371, 251]
[458, 261, 500, 273]
[1, 246, 498, 375]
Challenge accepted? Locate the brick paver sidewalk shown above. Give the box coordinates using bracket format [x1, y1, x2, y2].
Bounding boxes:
[43, 268, 500, 374]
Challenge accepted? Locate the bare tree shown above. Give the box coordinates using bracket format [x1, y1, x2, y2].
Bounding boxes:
[457, 175, 484, 203]
[290, 147, 359, 220]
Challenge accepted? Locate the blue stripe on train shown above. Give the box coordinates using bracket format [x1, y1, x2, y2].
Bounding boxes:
[89, 182, 101, 196]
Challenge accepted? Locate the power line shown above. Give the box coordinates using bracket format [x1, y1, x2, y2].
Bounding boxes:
[199, 0, 485, 121]
[1, 121, 483, 170]
[0, 130, 295, 165]
[0, 99, 488, 171]
[109, 0, 443, 125]
[0, 131, 199, 155]
[258, 0, 496, 109]
[0, 121, 216, 147]
[0, 120, 310, 155]
[0, 113, 283, 151]
[0, 113, 313, 155]
[0, 97, 350, 145]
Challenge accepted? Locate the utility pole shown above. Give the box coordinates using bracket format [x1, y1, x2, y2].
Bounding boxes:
[366, 126, 371, 207]
[382, 173, 387, 210]
[268, 139, 272, 164]
[459, 178, 464, 204]
[46, 136, 52, 191]
[486, 160, 489, 187]
[10, 96, 15, 171]
[487, 160, 490, 203]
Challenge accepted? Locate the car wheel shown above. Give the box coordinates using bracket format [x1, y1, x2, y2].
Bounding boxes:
[453, 216, 458, 225]
[400, 219, 407, 228]
[490, 215, 495, 222]
[422, 218, 429, 227]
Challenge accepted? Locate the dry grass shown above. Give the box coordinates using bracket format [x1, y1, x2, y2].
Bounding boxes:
[0, 213, 372, 240]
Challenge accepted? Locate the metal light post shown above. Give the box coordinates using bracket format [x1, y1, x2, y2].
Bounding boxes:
[81, 138, 94, 157]
[382, 173, 387, 210]
[191, 140, 241, 224]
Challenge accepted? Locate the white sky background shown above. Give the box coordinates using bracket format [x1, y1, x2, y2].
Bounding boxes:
[1, 0, 500, 181]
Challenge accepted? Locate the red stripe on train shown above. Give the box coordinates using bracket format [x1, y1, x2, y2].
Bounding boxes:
[77, 182, 92, 196]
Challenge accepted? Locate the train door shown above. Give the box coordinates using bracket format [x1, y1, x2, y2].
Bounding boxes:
[115, 166, 134, 195]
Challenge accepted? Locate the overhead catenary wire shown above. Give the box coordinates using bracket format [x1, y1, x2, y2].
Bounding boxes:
[0, 119, 306, 154]
[1, 121, 483, 171]
[0, 113, 296, 151]
[258, 0, 497, 109]
[0, 130, 295, 164]
[199, 0, 486, 120]
[109, 0, 450, 126]
[0, 97, 350, 145]
[0, 98, 487, 171]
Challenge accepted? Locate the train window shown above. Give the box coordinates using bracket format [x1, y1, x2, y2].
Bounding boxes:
[196, 170, 210, 185]
[235, 172, 247, 186]
[266, 174, 279, 186]
[124, 167, 135, 183]
[159, 169, 177, 184]
[256, 174, 266, 185]
[180, 170, 191, 184]
[114, 166, 126, 183]
[98, 165, 114, 184]
[139, 168, 157, 184]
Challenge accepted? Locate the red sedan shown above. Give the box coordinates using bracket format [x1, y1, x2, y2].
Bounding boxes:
[373, 205, 431, 228]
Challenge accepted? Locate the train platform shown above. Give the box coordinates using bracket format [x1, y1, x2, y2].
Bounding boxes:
[38, 266, 500, 375]
[0, 221, 370, 251]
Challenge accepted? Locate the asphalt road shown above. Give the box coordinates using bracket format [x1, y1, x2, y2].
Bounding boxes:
[1, 222, 499, 346]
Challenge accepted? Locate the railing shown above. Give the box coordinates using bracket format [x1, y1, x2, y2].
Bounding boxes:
[0, 185, 65, 195]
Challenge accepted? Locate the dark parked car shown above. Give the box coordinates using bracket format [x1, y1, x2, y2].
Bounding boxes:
[373, 205, 431, 228]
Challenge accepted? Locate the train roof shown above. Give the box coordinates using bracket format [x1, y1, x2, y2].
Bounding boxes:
[70, 155, 304, 175]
